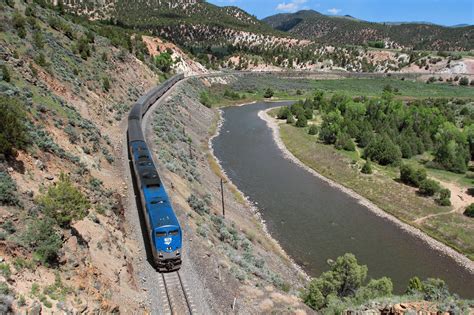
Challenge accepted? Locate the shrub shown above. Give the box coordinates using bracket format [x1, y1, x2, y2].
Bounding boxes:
[263, 88, 274, 98]
[0, 172, 19, 206]
[400, 164, 427, 187]
[406, 276, 423, 294]
[36, 173, 90, 227]
[335, 133, 355, 151]
[286, 113, 295, 124]
[20, 217, 62, 264]
[295, 113, 307, 127]
[459, 77, 469, 86]
[437, 189, 451, 206]
[199, 91, 211, 108]
[361, 160, 372, 174]
[422, 278, 450, 301]
[1, 65, 10, 82]
[418, 179, 441, 196]
[155, 52, 173, 73]
[464, 203, 474, 218]
[356, 277, 393, 300]
[304, 108, 313, 120]
[0, 96, 30, 157]
[308, 125, 318, 135]
[102, 77, 110, 92]
[187, 194, 209, 214]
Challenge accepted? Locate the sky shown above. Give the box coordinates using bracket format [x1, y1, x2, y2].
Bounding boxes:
[207, 0, 474, 26]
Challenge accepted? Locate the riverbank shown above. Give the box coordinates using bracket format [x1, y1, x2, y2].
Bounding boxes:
[259, 108, 474, 275]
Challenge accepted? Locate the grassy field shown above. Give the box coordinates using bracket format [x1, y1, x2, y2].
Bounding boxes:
[276, 116, 474, 260]
[309, 78, 474, 98]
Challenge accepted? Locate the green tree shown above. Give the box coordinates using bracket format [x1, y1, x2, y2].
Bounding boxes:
[155, 52, 173, 73]
[437, 188, 451, 206]
[335, 133, 355, 151]
[286, 113, 295, 124]
[20, 217, 62, 264]
[434, 122, 469, 173]
[356, 277, 393, 300]
[319, 111, 343, 144]
[1, 65, 10, 82]
[364, 135, 401, 165]
[295, 113, 307, 127]
[199, 91, 211, 108]
[264, 88, 274, 98]
[304, 108, 313, 120]
[36, 174, 90, 227]
[277, 106, 290, 120]
[0, 96, 30, 157]
[459, 77, 469, 86]
[421, 278, 450, 301]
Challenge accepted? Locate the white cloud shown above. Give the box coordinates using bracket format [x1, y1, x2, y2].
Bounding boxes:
[276, 0, 308, 12]
[327, 8, 341, 15]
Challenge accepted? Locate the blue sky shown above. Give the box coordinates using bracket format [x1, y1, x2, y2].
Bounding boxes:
[208, 0, 474, 26]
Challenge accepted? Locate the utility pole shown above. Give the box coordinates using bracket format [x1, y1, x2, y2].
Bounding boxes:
[220, 178, 225, 218]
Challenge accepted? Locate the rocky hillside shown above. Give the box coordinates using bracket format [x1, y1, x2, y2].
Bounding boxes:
[0, 0, 165, 312]
[263, 10, 474, 51]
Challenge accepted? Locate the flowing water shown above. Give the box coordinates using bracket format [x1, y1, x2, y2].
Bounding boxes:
[212, 101, 474, 297]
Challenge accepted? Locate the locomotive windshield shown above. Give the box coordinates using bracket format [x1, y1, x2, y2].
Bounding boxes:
[169, 230, 179, 236]
[156, 231, 167, 237]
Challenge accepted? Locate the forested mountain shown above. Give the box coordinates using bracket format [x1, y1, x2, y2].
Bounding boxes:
[263, 10, 474, 51]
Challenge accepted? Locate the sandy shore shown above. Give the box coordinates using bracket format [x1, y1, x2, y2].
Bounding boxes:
[258, 107, 474, 275]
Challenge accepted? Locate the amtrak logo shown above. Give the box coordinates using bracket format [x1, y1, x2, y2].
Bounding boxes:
[164, 237, 172, 245]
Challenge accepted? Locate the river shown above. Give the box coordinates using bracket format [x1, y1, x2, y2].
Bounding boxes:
[212, 101, 474, 297]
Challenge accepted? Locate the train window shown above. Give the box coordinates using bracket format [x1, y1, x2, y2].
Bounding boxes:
[156, 231, 166, 237]
[169, 230, 179, 236]
[151, 199, 165, 205]
[138, 154, 149, 159]
[146, 184, 160, 188]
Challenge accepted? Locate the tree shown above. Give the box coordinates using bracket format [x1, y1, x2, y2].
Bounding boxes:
[277, 106, 290, 120]
[295, 113, 308, 127]
[319, 111, 343, 144]
[356, 277, 393, 300]
[418, 179, 441, 196]
[421, 278, 450, 301]
[263, 88, 274, 98]
[335, 133, 355, 151]
[0, 172, 19, 206]
[1, 65, 10, 82]
[434, 122, 469, 173]
[400, 164, 427, 187]
[364, 135, 401, 165]
[304, 108, 313, 120]
[155, 52, 173, 73]
[36, 173, 90, 227]
[200, 91, 211, 108]
[464, 203, 474, 218]
[286, 113, 295, 124]
[361, 160, 373, 174]
[0, 96, 30, 157]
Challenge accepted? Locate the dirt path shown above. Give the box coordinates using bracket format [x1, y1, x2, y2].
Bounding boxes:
[413, 180, 473, 224]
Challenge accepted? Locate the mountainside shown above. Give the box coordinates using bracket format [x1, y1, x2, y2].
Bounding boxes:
[263, 10, 474, 51]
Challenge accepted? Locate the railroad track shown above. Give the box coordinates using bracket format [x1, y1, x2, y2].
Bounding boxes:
[158, 271, 196, 315]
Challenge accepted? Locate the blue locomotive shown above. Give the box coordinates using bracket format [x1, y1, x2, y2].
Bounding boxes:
[128, 74, 184, 271]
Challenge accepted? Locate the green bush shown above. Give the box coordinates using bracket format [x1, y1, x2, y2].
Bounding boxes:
[286, 113, 295, 124]
[335, 133, 355, 151]
[437, 189, 451, 206]
[418, 179, 441, 196]
[36, 173, 90, 227]
[361, 160, 372, 174]
[464, 203, 474, 218]
[20, 217, 62, 264]
[400, 164, 427, 187]
[263, 88, 274, 98]
[421, 278, 450, 301]
[459, 77, 469, 86]
[1, 65, 10, 82]
[199, 91, 211, 108]
[308, 125, 318, 135]
[0, 96, 30, 157]
[155, 52, 173, 73]
[187, 194, 209, 215]
[0, 172, 19, 206]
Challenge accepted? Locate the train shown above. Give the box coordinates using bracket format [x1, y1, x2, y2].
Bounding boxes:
[128, 74, 185, 271]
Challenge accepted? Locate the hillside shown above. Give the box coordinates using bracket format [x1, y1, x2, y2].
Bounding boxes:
[263, 10, 474, 51]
